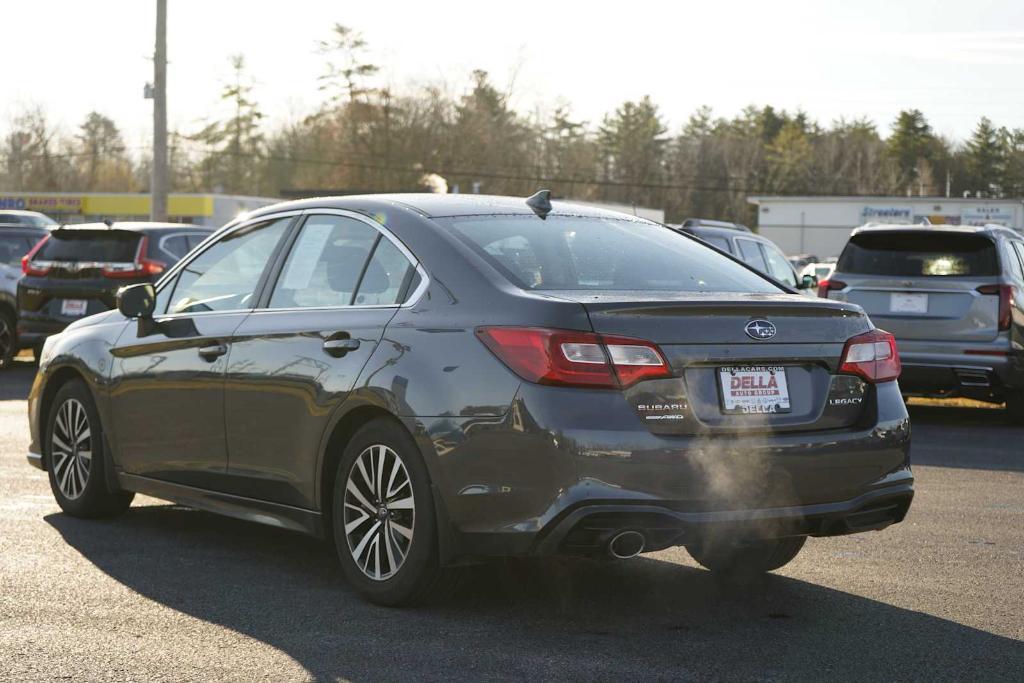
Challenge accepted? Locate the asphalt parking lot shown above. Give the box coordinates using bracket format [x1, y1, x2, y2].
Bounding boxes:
[1, 360, 1022, 682]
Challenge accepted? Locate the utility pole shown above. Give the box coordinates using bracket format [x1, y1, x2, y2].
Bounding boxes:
[150, 0, 168, 221]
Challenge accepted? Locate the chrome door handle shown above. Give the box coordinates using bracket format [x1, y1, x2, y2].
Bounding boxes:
[323, 338, 360, 357]
[197, 343, 228, 361]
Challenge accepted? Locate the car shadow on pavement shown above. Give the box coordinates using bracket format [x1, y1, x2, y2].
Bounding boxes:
[47, 506, 1024, 681]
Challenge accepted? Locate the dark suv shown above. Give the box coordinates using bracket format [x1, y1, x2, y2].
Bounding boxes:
[671, 219, 816, 293]
[17, 222, 211, 351]
[1, 216, 53, 368]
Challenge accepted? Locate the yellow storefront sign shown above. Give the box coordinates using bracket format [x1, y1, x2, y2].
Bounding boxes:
[0, 193, 214, 218]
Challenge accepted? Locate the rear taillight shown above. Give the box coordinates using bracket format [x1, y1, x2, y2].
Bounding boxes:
[21, 234, 51, 276]
[976, 284, 1015, 331]
[839, 329, 901, 383]
[102, 236, 166, 279]
[476, 327, 671, 389]
[817, 278, 846, 298]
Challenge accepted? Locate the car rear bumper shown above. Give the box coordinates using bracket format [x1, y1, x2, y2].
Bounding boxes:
[427, 380, 913, 561]
[533, 480, 914, 556]
[897, 340, 1023, 398]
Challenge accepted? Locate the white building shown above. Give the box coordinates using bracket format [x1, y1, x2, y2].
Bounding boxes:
[747, 196, 1024, 258]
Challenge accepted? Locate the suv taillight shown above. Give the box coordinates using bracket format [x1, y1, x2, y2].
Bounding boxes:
[839, 329, 901, 383]
[817, 278, 846, 298]
[476, 327, 672, 389]
[976, 284, 1015, 331]
[21, 234, 51, 276]
[101, 236, 166, 279]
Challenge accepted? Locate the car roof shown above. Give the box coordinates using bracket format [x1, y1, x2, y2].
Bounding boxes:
[53, 222, 207, 234]
[243, 193, 649, 222]
[0, 209, 51, 217]
[850, 223, 1017, 237]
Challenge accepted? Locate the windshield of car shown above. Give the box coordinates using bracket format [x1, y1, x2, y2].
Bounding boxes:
[39, 230, 141, 262]
[439, 215, 780, 293]
[837, 231, 999, 277]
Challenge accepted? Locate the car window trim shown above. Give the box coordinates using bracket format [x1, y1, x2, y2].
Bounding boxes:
[153, 211, 303, 319]
[254, 208, 429, 313]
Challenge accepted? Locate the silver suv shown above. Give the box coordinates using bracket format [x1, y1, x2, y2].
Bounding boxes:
[822, 224, 1024, 419]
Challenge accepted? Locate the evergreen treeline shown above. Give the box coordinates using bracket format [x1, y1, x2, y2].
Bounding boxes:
[3, 25, 1022, 224]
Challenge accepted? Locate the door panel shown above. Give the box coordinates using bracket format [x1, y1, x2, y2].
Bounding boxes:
[110, 312, 249, 487]
[223, 307, 397, 507]
[108, 216, 294, 488]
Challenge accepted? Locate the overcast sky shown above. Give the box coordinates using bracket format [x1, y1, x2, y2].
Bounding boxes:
[6, 0, 1024, 152]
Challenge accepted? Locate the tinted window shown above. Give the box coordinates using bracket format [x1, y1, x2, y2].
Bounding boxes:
[838, 232, 999, 277]
[164, 218, 289, 314]
[702, 236, 731, 252]
[353, 237, 415, 306]
[1012, 243, 1024, 281]
[763, 244, 797, 287]
[737, 239, 768, 272]
[0, 235, 35, 265]
[440, 215, 778, 293]
[269, 215, 379, 308]
[159, 234, 191, 261]
[40, 231, 140, 262]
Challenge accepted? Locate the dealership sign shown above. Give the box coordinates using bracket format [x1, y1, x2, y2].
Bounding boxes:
[861, 206, 913, 223]
[961, 206, 1014, 226]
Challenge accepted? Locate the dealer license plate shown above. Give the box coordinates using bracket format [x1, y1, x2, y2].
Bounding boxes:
[61, 299, 88, 317]
[890, 292, 928, 314]
[718, 366, 791, 415]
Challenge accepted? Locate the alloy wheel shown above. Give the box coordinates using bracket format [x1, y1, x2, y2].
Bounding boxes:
[343, 444, 415, 581]
[51, 398, 92, 500]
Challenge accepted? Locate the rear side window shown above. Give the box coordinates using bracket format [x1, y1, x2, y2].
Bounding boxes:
[1011, 242, 1024, 281]
[702, 236, 731, 252]
[439, 215, 779, 293]
[40, 231, 140, 262]
[0, 234, 36, 265]
[762, 244, 797, 287]
[737, 239, 768, 272]
[838, 232, 999, 277]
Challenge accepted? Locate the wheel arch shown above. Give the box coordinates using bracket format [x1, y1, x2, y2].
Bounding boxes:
[38, 365, 91, 465]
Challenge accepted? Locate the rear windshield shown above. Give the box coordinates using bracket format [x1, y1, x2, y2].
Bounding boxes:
[837, 232, 999, 277]
[439, 215, 780, 293]
[40, 231, 140, 262]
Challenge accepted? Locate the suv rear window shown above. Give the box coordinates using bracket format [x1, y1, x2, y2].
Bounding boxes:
[837, 232, 999, 277]
[40, 230, 140, 262]
[439, 215, 779, 293]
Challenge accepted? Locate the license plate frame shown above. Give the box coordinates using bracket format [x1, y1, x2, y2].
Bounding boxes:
[60, 299, 89, 317]
[717, 365, 792, 415]
[889, 292, 928, 314]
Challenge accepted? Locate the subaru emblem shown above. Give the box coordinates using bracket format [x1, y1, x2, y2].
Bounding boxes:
[745, 319, 777, 340]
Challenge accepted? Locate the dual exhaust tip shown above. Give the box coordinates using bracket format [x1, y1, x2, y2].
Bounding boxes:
[607, 530, 646, 559]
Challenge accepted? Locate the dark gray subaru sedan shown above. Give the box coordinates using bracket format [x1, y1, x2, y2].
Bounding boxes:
[26, 193, 912, 605]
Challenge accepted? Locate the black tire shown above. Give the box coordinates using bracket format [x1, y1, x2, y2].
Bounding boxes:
[0, 308, 15, 370]
[1005, 390, 1024, 425]
[687, 536, 806, 578]
[45, 379, 134, 518]
[331, 417, 456, 606]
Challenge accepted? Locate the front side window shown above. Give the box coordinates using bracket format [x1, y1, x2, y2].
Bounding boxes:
[439, 215, 779, 293]
[162, 218, 289, 315]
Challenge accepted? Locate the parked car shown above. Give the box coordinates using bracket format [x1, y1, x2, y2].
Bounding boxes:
[821, 224, 1024, 419]
[27, 193, 912, 605]
[671, 219, 817, 294]
[17, 222, 212, 354]
[0, 209, 58, 229]
[802, 261, 836, 282]
[0, 220, 52, 368]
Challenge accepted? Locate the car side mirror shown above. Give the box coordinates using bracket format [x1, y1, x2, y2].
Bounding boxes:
[117, 283, 156, 319]
[800, 274, 818, 290]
